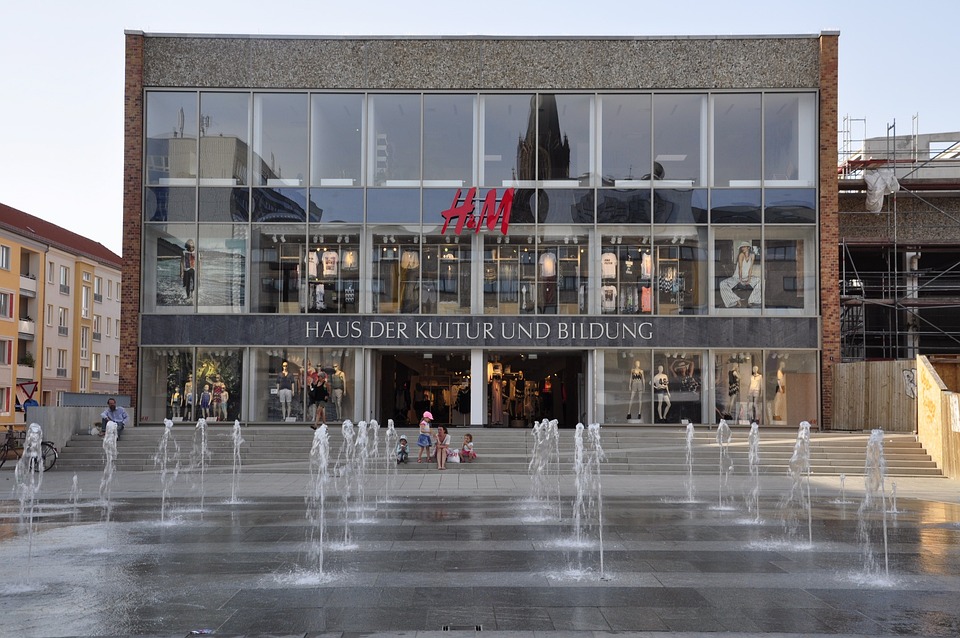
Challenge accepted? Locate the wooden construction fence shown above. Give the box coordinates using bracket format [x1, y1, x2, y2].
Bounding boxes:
[833, 360, 917, 432]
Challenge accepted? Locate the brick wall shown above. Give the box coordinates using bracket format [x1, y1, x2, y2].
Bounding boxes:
[120, 32, 144, 411]
[819, 32, 840, 429]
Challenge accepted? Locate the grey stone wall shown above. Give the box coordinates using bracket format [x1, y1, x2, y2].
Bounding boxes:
[141, 35, 822, 90]
[24, 407, 137, 450]
[840, 193, 960, 243]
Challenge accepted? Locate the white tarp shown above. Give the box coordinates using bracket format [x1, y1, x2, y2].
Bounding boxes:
[864, 168, 900, 212]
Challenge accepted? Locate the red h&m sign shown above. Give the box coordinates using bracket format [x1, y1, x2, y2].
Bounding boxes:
[440, 188, 514, 236]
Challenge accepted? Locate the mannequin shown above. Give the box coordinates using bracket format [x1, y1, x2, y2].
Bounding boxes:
[211, 376, 225, 421]
[491, 373, 504, 425]
[170, 387, 183, 419]
[183, 374, 194, 420]
[199, 384, 213, 419]
[329, 363, 346, 420]
[748, 365, 763, 422]
[653, 365, 671, 421]
[720, 241, 762, 308]
[773, 361, 787, 421]
[726, 363, 741, 422]
[627, 360, 645, 420]
[276, 361, 295, 420]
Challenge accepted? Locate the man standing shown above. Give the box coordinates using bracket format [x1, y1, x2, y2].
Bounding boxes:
[101, 398, 129, 440]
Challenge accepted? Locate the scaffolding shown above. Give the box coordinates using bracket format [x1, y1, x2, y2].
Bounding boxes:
[839, 118, 960, 361]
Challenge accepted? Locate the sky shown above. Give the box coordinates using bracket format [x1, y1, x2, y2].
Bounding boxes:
[2, 0, 957, 257]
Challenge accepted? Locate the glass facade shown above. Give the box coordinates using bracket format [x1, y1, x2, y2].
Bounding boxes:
[141, 89, 821, 427]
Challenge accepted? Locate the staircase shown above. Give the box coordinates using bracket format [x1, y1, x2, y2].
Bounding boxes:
[50, 424, 942, 478]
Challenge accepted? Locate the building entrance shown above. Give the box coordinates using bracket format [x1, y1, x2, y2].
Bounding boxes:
[375, 351, 585, 428]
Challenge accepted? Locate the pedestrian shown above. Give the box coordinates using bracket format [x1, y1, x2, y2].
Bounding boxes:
[417, 410, 433, 463]
[435, 425, 451, 470]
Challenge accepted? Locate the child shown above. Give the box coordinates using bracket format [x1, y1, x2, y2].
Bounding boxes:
[417, 411, 433, 463]
[460, 433, 476, 462]
[396, 436, 409, 464]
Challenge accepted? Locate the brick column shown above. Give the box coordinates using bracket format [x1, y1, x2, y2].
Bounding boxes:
[120, 32, 144, 411]
[819, 31, 840, 429]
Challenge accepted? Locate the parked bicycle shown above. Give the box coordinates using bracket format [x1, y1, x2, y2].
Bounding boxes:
[0, 426, 58, 471]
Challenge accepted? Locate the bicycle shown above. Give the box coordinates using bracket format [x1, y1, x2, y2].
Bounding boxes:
[0, 426, 58, 471]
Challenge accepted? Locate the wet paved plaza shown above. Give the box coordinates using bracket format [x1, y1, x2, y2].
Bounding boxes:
[1, 468, 959, 637]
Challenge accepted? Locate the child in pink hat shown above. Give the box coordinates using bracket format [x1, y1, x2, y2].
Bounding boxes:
[417, 410, 433, 463]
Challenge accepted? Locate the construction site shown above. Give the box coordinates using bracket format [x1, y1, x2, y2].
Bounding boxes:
[838, 117, 960, 361]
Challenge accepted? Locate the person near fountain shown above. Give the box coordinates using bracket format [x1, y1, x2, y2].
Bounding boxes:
[460, 433, 476, 462]
[396, 436, 409, 464]
[276, 361, 295, 420]
[627, 360, 645, 420]
[417, 410, 434, 463]
[435, 425, 451, 470]
[653, 365, 671, 421]
[310, 372, 330, 430]
[100, 397, 129, 440]
[748, 366, 763, 422]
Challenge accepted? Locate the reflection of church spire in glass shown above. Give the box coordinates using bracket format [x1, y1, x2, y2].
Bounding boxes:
[516, 94, 571, 180]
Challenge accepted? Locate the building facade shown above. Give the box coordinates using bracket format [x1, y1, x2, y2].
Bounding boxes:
[0, 203, 122, 423]
[123, 33, 840, 428]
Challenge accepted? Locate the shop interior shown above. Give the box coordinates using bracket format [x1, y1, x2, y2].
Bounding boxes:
[377, 351, 584, 428]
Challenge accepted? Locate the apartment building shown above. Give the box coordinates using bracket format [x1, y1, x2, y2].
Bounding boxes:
[0, 202, 122, 423]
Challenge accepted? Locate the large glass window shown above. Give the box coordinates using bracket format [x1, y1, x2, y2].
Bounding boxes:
[304, 231, 361, 314]
[306, 348, 355, 423]
[139, 348, 193, 423]
[536, 94, 593, 186]
[421, 234, 471, 315]
[251, 224, 307, 313]
[142, 224, 197, 313]
[368, 94, 421, 186]
[197, 224, 247, 313]
[423, 94, 475, 186]
[195, 349, 243, 422]
[714, 228, 762, 311]
[199, 92, 250, 186]
[764, 93, 817, 186]
[146, 91, 198, 186]
[653, 352, 702, 424]
[252, 93, 308, 187]
[600, 94, 652, 184]
[312, 93, 364, 187]
[650, 227, 708, 315]
[713, 93, 761, 186]
[481, 94, 535, 187]
[251, 349, 304, 422]
[763, 226, 816, 314]
[599, 350, 653, 423]
[653, 94, 706, 188]
[714, 350, 763, 425]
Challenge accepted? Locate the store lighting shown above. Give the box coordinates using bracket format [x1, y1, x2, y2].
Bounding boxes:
[271, 234, 278, 243]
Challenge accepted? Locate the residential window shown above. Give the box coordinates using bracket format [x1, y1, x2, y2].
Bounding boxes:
[93, 315, 102, 340]
[82, 286, 91, 318]
[58, 307, 68, 335]
[59, 265, 70, 293]
[105, 316, 111, 337]
[0, 340, 10, 365]
[79, 367, 89, 392]
[94, 276, 103, 302]
[47, 261, 54, 284]
[57, 349, 67, 377]
[0, 245, 10, 270]
[44, 347, 51, 369]
[115, 319, 120, 337]
[0, 292, 12, 319]
[80, 326, 90, 359]
[92, 353, 101, 379]
[0, 387, 9, 415]
[46, 304, 53, 326]
[107, 279, 113, 299]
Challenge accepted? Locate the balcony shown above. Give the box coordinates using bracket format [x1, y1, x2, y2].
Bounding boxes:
[17, 364, 35, 380]
[58, 325, 69, 337]
[18, 319, 35, 339]
[19, 274, 38, 298]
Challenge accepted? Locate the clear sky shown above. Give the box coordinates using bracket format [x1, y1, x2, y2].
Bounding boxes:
[2, 0, 957, 257]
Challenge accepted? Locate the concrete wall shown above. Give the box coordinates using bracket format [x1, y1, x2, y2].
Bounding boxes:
[23, 406, 137, 450]
[916, 355, 960, 479]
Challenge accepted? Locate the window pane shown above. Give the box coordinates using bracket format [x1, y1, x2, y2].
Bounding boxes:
[651, 228, 707, 316]
[199, 92, 250, 185]
[253, 93, 308, 186]
[368, 94, 421, 185]
[763, 225, 816, 314]
[252, 188, 308, 222]
[196, 349, 242, 422]
[311, 93, 364, 187]
[197, 224, 247, 312]
[306, 349, 356, 422]
[538, 189, 594, 224]
[145, 187, 196, 222]
[599, 349, 652, 422]
[714, 229, 762, 311]
[309, 188, 363, 224]
[653, 189, 708, 224]
[146, 91, 197, 186]
[537, 94, 593, 185]
[600, 94, 652, 184]
[597, 189, 650, 224]
[306, 233, 361, 314]
[764, 93, 817, 185]
[423, 94, 474, 186]
[427, 234, 471, 315]
[710, 189, 761, 224]
[765, 188, 816, 224]
[714, 351, 763, 424]
[655, 352, 702, 423]
[713, 94, 761, 186]
[253, 349, 307, 421]
[251, 224, 307, 313]
[366, 189, 420, 224]
[482, 94, 535, 187]
[139, 348, 193, 423]
[199, 187, 249, 222]
[142, 224, 196, 313]
[653, 94, 706, 187]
